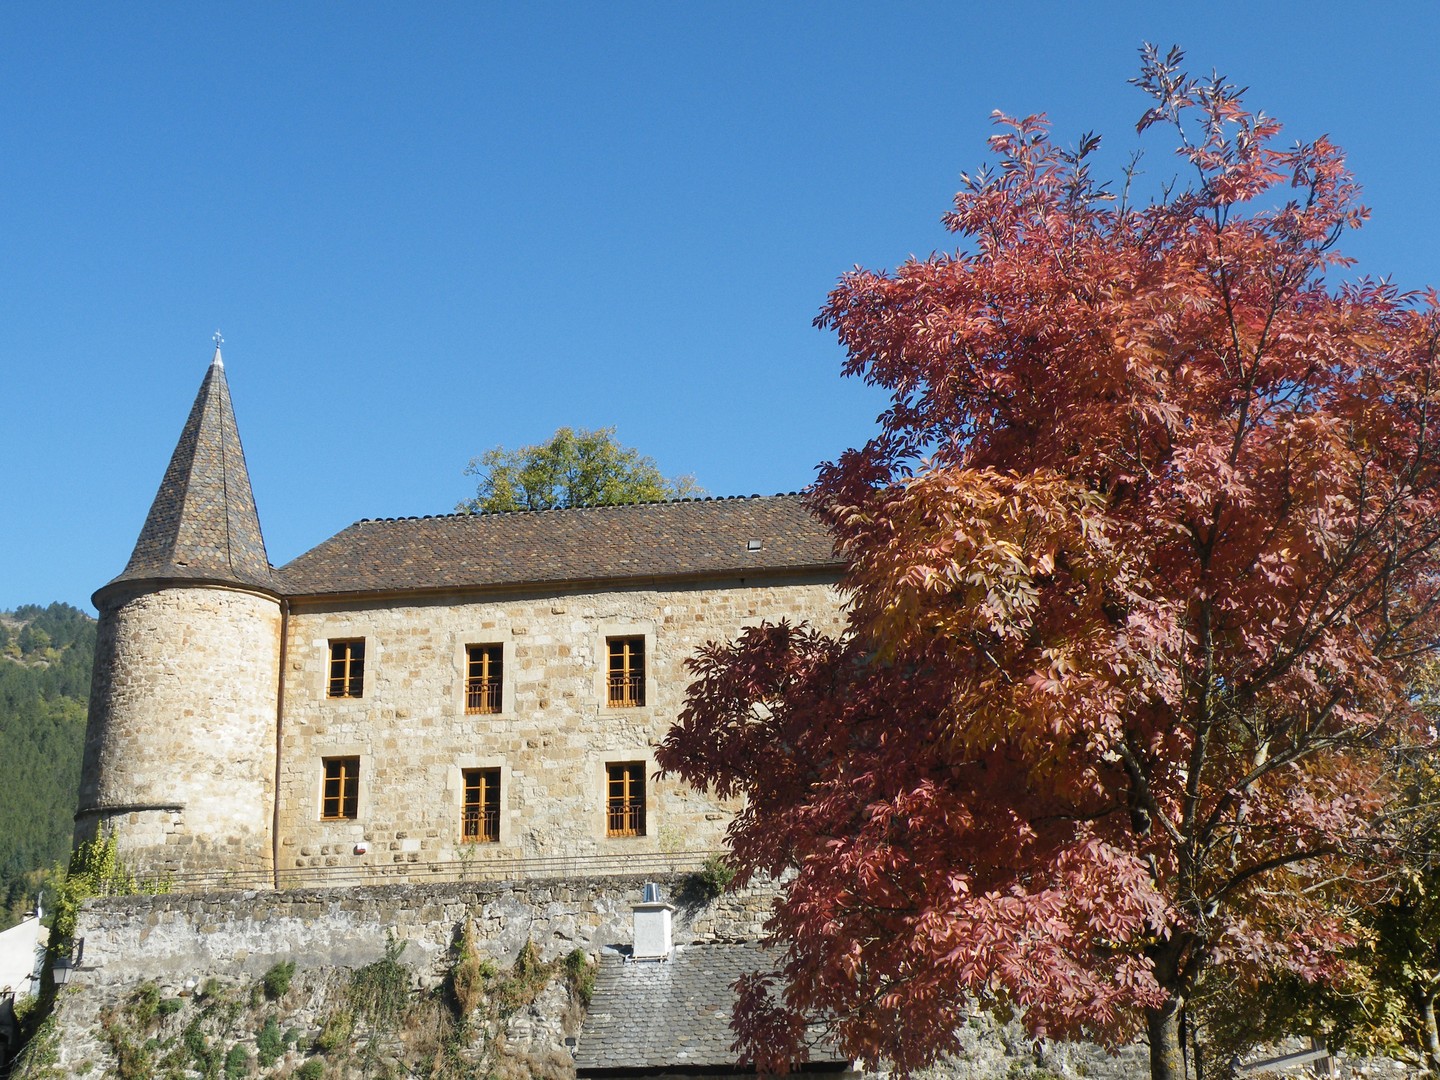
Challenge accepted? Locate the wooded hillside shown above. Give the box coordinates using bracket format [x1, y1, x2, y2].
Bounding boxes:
[0, 603, 93, 928]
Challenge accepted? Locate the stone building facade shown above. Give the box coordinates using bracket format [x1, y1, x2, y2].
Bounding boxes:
[77, 350, 845, 886]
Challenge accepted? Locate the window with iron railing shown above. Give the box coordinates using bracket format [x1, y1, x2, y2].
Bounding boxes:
[462, 767, 501, 843]
[321, 756, 360, 820]
[606, 636, 645, 707]
[465, 644, 503, 714]
[327, 639, 365, 698]
[606, 761, 646, 837]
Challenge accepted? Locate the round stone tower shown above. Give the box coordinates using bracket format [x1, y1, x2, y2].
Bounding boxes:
[76, 346, 283, 882]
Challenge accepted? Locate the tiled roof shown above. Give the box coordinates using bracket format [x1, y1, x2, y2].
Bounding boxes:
[102, 352, 277, 598]
[574, 942, 847, 1073]
[276, 495, 841, 597]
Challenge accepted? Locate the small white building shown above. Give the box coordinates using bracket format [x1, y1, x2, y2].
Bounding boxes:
[0, 909, 47, 1065]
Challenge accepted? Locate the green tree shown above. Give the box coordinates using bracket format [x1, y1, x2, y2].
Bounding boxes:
[1196, 737, 1440, 1072]
[17, 625, 50, 656]
[0, 604, 95, 929]
[457, 426, 701, 513]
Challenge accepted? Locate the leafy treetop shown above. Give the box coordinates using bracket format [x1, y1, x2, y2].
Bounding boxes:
[457, 426, 701, 513]
[659, 44, 1440, 1080]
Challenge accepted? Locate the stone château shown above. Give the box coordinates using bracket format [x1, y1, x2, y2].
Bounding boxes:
[77, 348, 846, 885]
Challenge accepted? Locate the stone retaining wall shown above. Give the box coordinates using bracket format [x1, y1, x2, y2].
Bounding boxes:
[38, 873, 774, 1077]
[71, 873, 772, 991]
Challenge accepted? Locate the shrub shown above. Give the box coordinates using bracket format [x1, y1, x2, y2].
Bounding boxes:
[262, 960, 295, 1000]
[347, 935, 409, 1029]
[563, 948, 596, 1006]
[223, 1043, 249, 1079]
[495, 940, 552, 1016]
[447, 921, 497, 1019]
[695, 853, 736, 898]
[255, 1016, 284, 1067]
[296, 1060, 325, 1080]
[314, 1009, 354, 1053]
[101, 1010, 153, 1080]
[130, 983, 161, 1027]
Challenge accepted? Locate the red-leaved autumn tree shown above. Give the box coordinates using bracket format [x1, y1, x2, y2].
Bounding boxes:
[657, 46, 1440, 1080]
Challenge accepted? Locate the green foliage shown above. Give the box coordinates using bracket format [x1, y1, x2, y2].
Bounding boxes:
[7, 1009, 61, 1079]
[458, 426, 702, 513]
[1198, 748, 1440, 1072]
[0, 603, 95, 930]
[223, 1042, 250, 1079]
[101, 1009, 154, 1080]
[262, 959, 295, 1000]
[429, 933, 581, 1076]
[494, 940, 550, 1017]
[15, 840, 176, 1076]
[130, 982, 162, 1027]
[563, 947, 596, 1006]
[694, 853, 736, 898]
[184, 1018, 222, 1077]
[18, 625, 51, 656]
[296, 1060, 326, 1080]
[255, 1015, 284, 1066]
[347, 934, 410, 1029]
[49, 832, 163, 962]
[447, 921, 489, 1018]
[313, 1008, 354, 1052]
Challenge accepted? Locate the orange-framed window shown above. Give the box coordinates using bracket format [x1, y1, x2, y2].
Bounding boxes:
[606, 636, 645, 708]
[321, 756, 360, 820]
[328, 639, 365, 698]
[606, 761, 646, 837]
[466, 644, 503, 714]
[461, 767, 501, 843]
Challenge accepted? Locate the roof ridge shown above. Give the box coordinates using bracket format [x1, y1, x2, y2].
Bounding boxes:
[355, 491, 807, 526]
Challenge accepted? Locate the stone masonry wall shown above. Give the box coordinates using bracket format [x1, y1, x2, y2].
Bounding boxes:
[277, 574, 844, 880]
[41, 873, 778, 1077]
[69, 874, 775, 990]
[76, 585, 282, 876]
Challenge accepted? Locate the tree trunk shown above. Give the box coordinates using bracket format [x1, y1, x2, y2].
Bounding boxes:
[1421, 989, 1440, 1075]
[1148, 998, 1186, 1080]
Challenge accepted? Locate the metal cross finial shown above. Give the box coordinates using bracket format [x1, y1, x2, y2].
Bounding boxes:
[213, 329, 224, 349]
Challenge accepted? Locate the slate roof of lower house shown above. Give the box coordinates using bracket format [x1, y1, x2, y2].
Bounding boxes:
[574, 941, 848, 1074]
[276, 494, 841, 597]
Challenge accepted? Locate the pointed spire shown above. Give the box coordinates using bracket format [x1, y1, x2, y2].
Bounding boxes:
[103, 347, 277, 597]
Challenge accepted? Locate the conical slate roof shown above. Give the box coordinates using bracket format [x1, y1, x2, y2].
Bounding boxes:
[103, 349, 278, 596]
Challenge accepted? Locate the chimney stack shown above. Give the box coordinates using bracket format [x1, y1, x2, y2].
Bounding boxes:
[632, 882, 675, 959]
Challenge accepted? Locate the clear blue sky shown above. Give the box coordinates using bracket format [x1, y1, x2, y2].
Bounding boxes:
[4, 3, 1438, 613]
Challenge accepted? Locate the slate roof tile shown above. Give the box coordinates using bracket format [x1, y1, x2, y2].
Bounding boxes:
[574, 942, 846, 1073]
[102, 353, 277, 598]
[277, 495, 841, 597]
